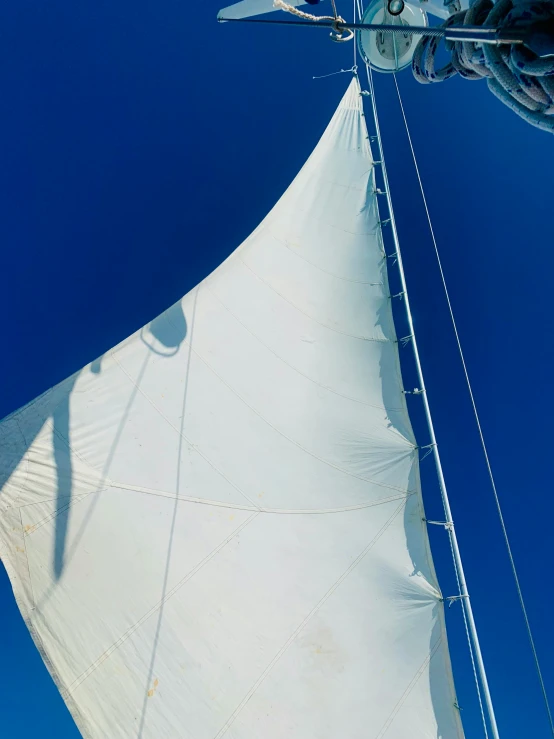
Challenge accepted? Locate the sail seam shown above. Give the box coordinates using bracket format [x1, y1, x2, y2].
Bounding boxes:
[179, 333, 415, 494]
[257, 206, 378, 237]
[21, 492, 103, 534]
[205, 284, 405, 412]
[288, 171, 368, 193]
[375, 637, 443, 738]
[268, 231, 385, 285]
[289, 171, 367, 192]
[238, 255, 391, 342]
[19, 508, 38, 610]
[66, 512, 259, 695]
[213, 499, 406, 739]
[10, 417, 31, 509]
[104, 481, 415, 514]
[111, 355, 262, 511]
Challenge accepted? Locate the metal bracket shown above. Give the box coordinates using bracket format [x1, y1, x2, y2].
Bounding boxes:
[391, 291, 405, 300]
[444, 594, 469, 608]
[379, 218, 391, 228]
[417, 441, 435, 462]
[425, 518, 454, 531]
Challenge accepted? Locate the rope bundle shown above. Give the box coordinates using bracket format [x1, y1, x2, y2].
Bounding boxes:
[412, 0, 554, 133]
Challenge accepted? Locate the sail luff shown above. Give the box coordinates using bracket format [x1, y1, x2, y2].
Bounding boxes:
[1, 79, 464, 738]
[360, 64, 500, 738]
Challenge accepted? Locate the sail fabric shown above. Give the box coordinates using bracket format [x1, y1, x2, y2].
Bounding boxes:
[218, 0, 312, 20]
[0, 79, 464, 738]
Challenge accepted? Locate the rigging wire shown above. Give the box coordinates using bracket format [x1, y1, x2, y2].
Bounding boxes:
[391, 71, 554, 737]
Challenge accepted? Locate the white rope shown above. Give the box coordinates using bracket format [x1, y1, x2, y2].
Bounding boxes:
[273, 0, 353, 41]
[391, 70, 554, 738]
[273, 0, 337, 22]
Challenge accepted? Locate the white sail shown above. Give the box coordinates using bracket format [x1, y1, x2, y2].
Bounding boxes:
[218, 0, 311, 20]
[0, 79, 463, 738]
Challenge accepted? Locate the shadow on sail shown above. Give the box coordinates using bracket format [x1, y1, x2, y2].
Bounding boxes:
[1, 300, 189, 591]
[52, 391, 74, 580]
[142, 300, 188, 356]
[0, 374, 80, 583]
[48, 301, 188, 585]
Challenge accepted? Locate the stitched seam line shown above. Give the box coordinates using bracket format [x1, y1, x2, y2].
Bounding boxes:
[206, 285, 404, 413]
[111, 355, 261, 511]
[237, 256, 390, 342]
[105, 481, 415, 514]
[268, 232, 382, 285]
[213, 500, 405, 739]
[376, 637, 443, 739]
[67, 513, 259, 694]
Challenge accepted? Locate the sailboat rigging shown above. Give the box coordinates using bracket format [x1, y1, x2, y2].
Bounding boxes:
[0, 1, 552, 737]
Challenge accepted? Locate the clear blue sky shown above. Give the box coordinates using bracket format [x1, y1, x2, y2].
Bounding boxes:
[1, 1, 553, 737]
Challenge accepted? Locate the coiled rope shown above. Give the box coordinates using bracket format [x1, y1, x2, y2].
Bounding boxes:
[412, 0, 554, 133]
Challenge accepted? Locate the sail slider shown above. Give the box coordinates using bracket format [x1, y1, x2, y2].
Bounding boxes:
[399, 334, 414, 347]
[391, 291, 405, 300]
[379, 218, 391, 228]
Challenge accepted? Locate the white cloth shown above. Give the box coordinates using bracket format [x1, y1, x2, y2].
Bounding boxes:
[0, 79, 464, 738]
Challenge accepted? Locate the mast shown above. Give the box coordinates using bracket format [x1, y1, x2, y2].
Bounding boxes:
[362, 67, 500, 738]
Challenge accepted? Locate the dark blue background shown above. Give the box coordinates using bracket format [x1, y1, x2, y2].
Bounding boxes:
[1, 1, 553, 736]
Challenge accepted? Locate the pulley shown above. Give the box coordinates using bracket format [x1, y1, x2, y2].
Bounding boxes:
[357, 0, 428, 72]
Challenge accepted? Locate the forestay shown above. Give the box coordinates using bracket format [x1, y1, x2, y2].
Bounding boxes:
[0, 79, 464, 738]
